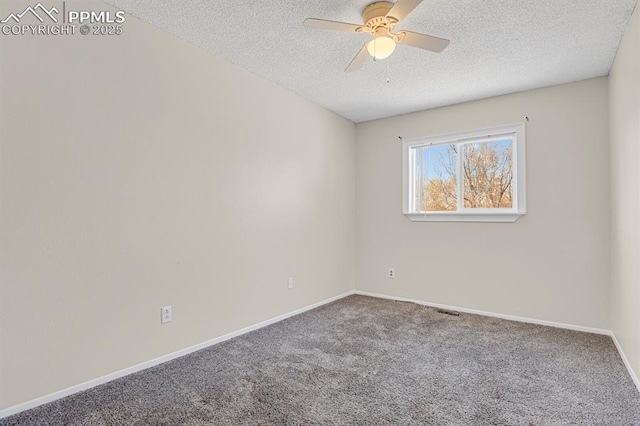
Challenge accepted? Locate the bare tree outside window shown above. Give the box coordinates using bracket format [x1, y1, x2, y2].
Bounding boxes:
[462, 140, 512, 208]
[413, 139, 513, 212]
[424, 144, 457, 211]
[404, 124, 524, 222]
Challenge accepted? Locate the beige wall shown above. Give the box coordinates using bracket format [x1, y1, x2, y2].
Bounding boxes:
[356, 78, 611, 329]
[0, 1, 355, 409]
[1, 0, 636, 415]
[610, 5, 640, 385]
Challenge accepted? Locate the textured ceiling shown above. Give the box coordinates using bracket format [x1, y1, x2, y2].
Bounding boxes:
[105, 0, 637, 123]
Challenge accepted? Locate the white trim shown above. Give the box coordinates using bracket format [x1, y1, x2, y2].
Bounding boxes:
[355, 291, 640, 394]
[354, 290, 610, 335]
[610, 332, 640, 393]
[405, 212, 524, 223]
[402, 123, 526, 222]
[401, 123, 525, 146]
[3, 289, 637, 419]
[0, 290, 356, 420]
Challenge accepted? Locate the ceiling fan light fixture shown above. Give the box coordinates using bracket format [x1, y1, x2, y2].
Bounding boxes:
[367, 36, 396, 59]
[303, 0, 450, 73]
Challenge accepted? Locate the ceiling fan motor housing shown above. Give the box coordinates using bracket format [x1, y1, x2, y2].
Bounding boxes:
[302, 0, 450, 72]
[363, 2, 397, 29]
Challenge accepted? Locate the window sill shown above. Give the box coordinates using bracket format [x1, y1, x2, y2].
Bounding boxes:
[404, 212, 525, 223]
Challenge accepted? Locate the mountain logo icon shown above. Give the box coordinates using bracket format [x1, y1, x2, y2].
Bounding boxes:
[1, 3, 59, 24]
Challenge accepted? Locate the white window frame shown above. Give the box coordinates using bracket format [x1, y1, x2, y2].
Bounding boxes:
[402, 123, 526, 223]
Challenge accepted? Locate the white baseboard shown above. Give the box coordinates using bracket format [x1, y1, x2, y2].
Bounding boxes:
[355, 290, 611, 335]
[0, 290, 356, 420]
[355, 290, 640, 394]
[3, 289, 638, 419]
[610, 332, 640, 393]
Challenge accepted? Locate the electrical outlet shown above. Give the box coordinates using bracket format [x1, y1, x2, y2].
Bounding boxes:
[161, 306, 172, 324]
[287, 277, 294, 290]
[388, 268, 395, 279]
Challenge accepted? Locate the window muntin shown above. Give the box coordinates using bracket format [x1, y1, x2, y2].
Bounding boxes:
[403, 124, 526, 222]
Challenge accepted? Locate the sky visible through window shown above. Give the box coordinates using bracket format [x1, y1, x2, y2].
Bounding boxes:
[413, 138, 513, 212]
[423, 143, 453, 180]
[421, 139, 511, 179]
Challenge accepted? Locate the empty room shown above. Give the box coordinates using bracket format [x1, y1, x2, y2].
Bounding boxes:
[1, 0, 639, 424]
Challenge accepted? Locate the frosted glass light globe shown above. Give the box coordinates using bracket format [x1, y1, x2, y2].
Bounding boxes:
[367, 36, 396, 59]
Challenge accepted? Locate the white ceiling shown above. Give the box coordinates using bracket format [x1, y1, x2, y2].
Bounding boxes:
[106, 0, 637, 123]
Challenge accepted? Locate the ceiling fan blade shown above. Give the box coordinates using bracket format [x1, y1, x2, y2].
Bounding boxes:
[397, 31, 450, 53]
[303, 18, 362, 33]
[386, 0, 423, 22]
[345, 44, 371, 73]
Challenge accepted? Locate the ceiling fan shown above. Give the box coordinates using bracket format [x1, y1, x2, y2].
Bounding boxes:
[303, 0, 450, 73]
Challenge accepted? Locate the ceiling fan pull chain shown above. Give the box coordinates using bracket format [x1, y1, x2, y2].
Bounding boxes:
[303, 0, 449, 74]
[373, 37, 377, 62]
[386, 55, 391, 83]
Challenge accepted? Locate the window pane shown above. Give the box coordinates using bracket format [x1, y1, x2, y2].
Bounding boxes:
[462, 139, 513, 209]
[421, 144, 457, 212]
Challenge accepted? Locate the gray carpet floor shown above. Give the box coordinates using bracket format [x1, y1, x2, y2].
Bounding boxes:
[3, 295, 640, 425]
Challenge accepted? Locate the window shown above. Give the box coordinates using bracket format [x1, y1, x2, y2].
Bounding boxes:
[402, 123, 526, 222]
